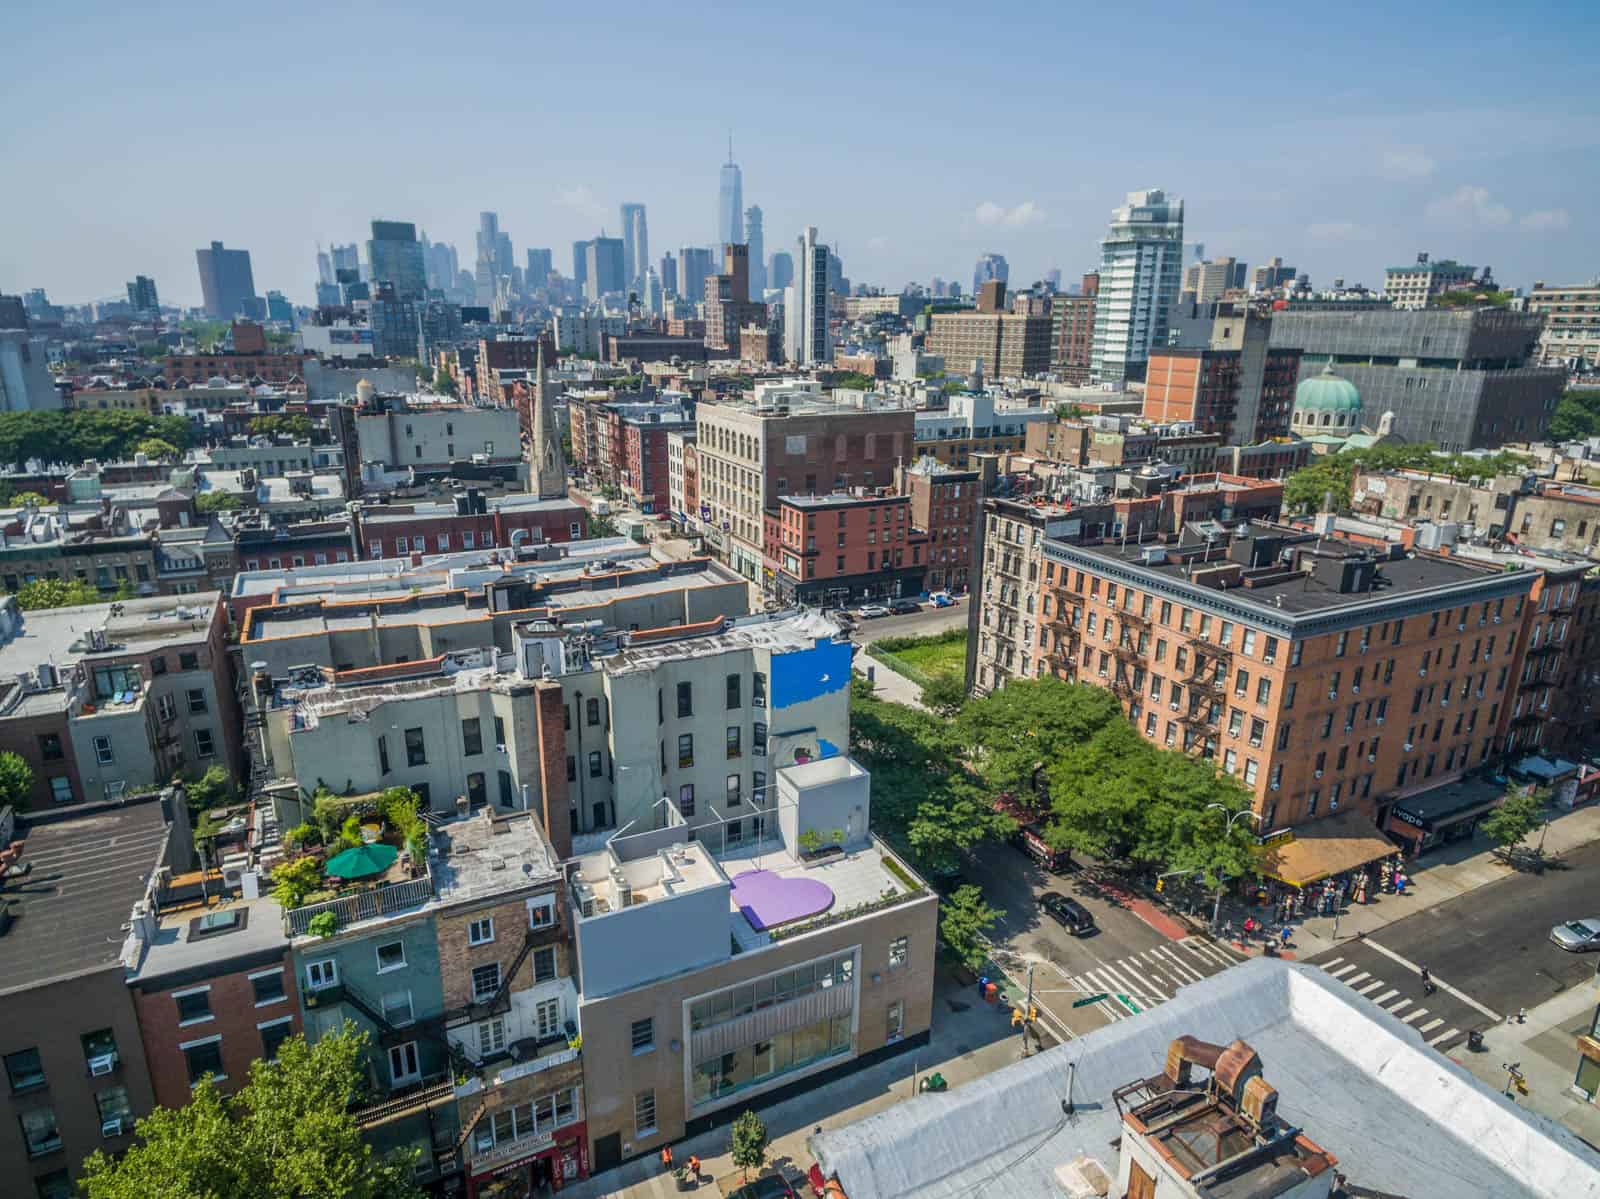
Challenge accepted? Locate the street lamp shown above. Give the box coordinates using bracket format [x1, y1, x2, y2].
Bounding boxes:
[1205, 804, 1263, 933]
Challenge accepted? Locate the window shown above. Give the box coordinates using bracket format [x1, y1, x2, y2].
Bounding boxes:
[94, 735, 114, 765]
[304, 959, 338, 991]
[586, 697, 601, 726]
[404, 727, 426, 766]
[752, 722, 767, 756]
[566, 755, 576, 781]
[588, 751, 602, 778]
[461, 718, 483, 756]
[726, 726, 742, 758]
[678, 734, 694, 768]
[498, 770, 514, 809]
[469, 917, 495, 945]
[1243, 759, 1259, 785]
[179, 651, 199, 671]
[183, 1038, 224, 1085]
[494, 716, 506, 747]
[186, 687, 208, 714]
[528, 895, 556, 929]
[635, 1089, 658, 1136]
[677, 681, 693, 717]
[631, 1017, 655, 1054]
[5, 1048, 45, 1093]
[726, 673, 741, 709]
[887, 1000, 905, 1041]
[259, 1019, 294, 1060]
[726, 773, 742, 805]
[37, 732, 62, 761]
[20, 1106, 62, 1158]
[35, 1170, 73, 1199]
[250, 969, 286, 1006]
[479, 1018, 506, 1057]
[376, 941, 406, 972]
[472, 963, 501, 1001]
[536, 997, 561, 1038]
[753, 671, 767, 706]
[194, 727, 215, 758]
[388, 1042, 420, 1087]
[889, 936, 909, 969]
[176, 986, 213, 1024]
[754, 771, 766, 803]
[49, 777, 72, 804]
[382, 990, 414, 1027]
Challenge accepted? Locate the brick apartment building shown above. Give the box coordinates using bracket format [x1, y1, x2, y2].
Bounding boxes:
[1143, 343, 1301, 445]
[925, 282, 1051, 378]
[164, 322, 303, 386]
[353, 490, 587, 560]
[901, 457, 982, 594]
[765, 492, 928, 606]
[704, 245, 766, 352]
[1034, 523, 1539, 838]
[1050, 273, 1098, 382]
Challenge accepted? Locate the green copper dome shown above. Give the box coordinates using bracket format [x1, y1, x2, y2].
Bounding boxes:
[1294, 364, 1362, 414]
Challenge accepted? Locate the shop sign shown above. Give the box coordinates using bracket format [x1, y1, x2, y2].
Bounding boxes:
[477, 1130, 557, 1178]
[1257, 828, 1295, 849]
[1392, 808, 1426, 829]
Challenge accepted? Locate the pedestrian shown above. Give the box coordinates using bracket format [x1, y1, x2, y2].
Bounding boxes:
[1420, 965, 1434, 995]
[661, 1145, 674, 1174]
[688, 1154, 702, 1182]
[1280, 925, 1292, 948]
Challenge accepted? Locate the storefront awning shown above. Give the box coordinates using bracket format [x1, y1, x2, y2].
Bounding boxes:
[1260, 810, 1399, 887]
[1391, 777, 1504, 833]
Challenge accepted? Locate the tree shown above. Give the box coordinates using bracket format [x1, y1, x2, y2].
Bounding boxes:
[133, 437, 180, 461]
[729, 1110, 769, 1181]
[197, 491, 243, 513]
[10, 490, 49, 507]
[79, 1024, 422, 1199]
[13, 577, 102, 609]
[588, 513, 620, 539]
[0, 752, 33, 811]
[185, 764, 232, 818]
[919, 673, 968, 718]
[958, 678, 1124, 800]
[938, 884, 1003, 971]
[1483, 789, 1545, 854]
[270, 855, 325, 911]
[1548, 391, 1600, 442]
[432, 367, 458, 398]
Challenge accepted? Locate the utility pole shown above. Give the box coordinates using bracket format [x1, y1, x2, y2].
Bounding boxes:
[1024, 963, 1036, 1056]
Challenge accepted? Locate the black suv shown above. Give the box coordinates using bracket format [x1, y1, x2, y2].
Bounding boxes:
[1039, 891, 1095, 936]
[888, 598, 921, 615]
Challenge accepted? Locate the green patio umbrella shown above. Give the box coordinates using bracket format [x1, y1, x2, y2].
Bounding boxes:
[324, 843, 399, 880]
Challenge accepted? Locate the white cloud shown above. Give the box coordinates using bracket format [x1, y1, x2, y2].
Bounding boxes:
[1307, 221, 1375, 242]
[974, 200, 1045, 228]
[1424, 185, 1512, 229]
[557, 185, 607, 221]
[1520, 208, 1570, 232]
[1380, 147, 1435, 180]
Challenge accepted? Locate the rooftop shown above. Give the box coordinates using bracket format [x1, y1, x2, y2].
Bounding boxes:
[0, 795, 175, 994]
[602, 609, 844, 675]
[811, 959, 1600, 1199]
[127, 892, 289, 984]
[779, 491, 910, 510]
[0, 592, 218, 681]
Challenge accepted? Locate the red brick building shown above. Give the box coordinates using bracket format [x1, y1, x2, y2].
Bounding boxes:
[902, 459, 982, 594]
[766, 491, 928, 606]
[1050, 273, 1098, 382]
[616, 406, 694, 514]
[354, 492, 587, 559]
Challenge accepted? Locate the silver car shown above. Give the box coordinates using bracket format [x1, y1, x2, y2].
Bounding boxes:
[1550, 919, 1600, 952]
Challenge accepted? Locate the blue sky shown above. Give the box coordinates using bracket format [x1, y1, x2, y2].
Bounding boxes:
[4, 0, 1596, 306]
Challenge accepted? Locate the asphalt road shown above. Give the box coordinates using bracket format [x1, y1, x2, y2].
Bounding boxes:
[1303, 838, 1600, 1052]
[851, 604, 967, 645]
[959, 841, 1244, 1040]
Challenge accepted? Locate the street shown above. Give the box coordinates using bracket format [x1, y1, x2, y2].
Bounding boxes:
[1303, 838, 1600, 1053]
[960, 841, 1244, 1038]
[850, 603, 966, 645]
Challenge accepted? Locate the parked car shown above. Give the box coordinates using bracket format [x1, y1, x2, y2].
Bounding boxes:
[888, 598, 921, 615]
[930, 591, 957, 607]
[1550, 918, 1600, 951]
[1039, 891, 1096, 936]
[727, 1175, 798, 1199]
[858, 603, 891, 618]
[1011, 824, 1074, 874]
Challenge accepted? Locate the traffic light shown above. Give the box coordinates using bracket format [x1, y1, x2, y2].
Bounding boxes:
[1155, 877, 1165, 893]
[1010, 1008, 1024, 1027]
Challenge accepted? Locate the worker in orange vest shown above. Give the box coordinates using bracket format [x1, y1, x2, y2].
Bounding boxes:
[688, 1154, 702, 1181]
[661, 1145, 674, 1173]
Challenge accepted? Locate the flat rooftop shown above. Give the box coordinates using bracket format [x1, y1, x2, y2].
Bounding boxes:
[603, 609, 843, 675]
[128, 892, 289, 984]
[0, 592, 218, 679]
[719, 835, 916, 952]
[780, 492, 909, 509]
[811, 959, 1600, 1199]
[359, 495, 581, 525]
[1, 797, 173, 994]
[432, 810, 562, 906]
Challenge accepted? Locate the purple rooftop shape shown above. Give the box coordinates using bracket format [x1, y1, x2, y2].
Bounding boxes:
[730, 869, 835, 932]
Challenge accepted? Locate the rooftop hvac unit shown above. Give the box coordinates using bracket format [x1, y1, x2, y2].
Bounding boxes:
[88, 1053, 117, 1077]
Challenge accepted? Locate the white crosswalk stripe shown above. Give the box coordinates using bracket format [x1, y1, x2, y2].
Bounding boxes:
[1095, 958, 1168, 1003]
[1418, 1018, 1444, 1034]
[1345, 971, 1371, 986]
[1153, 946, 1206, 984]
[1402, 1008, 1429, 1024]
[1328, 964, 1359, 979]
[1428, 1027, 1461, 1047]
[1357, 980, 1385, 996]
[1374, 989, 1399, 1005]
[1386, 998, 1412, 1014]
[1321, 957, 1344, 970]
[1180, 937, 1239, 967]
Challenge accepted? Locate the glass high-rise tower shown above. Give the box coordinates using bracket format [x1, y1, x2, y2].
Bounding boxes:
[718, 138, 743, 247]
[1090, 189, 1184, 385]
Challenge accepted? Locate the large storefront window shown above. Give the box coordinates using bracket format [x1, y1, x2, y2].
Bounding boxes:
[691, 1013, 853, 1104]
[689, 952, 854, 1031]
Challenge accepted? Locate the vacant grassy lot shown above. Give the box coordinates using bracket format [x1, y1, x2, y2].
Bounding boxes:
[871, 629, 967, 683]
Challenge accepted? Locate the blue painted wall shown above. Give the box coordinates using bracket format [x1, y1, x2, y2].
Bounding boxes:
[770, 638, 852, 709]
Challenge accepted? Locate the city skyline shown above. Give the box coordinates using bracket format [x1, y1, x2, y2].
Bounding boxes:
[3, 1, 1596, 306]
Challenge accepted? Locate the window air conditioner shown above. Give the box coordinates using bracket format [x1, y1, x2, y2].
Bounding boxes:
[88, 1053, 117, 1077]
[101, 1117, 123, 1138]
[1403, 742, 1414, 752]
[1493, 616, 1501, 624]
[1375, 716, 1384, 725]
[1458, 623, 1467, 632]
[1270, 782, 1280, 791]
[1314, 769, 1323, 779]
[1367, 753, 1377, 762]
[1328, 690, 1338, 700]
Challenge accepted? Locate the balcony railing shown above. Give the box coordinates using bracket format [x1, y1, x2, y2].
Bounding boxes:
[354, 1073, 455, 1129]
[285, 862, 435, 936]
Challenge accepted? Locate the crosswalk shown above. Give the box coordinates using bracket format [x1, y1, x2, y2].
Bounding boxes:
[1056, 937, 1246, 1022]
[1318, 958, 1469, 1052]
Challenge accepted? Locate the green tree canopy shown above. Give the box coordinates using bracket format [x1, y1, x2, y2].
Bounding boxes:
[919, 673, 968, 718]
[1548, 390, 1600, 442]
[958, 678, 1125, 800]
[12, 577, 102, 609]
[248, 413, 314, 441]
[1282, 441, 1533, 514]
[134, 436, 181, 461]
[197, 490, 243, 513]
[0, 751, 33, 810]
[0, 410, 194, 466]
[729, 1110, 770, 1181]
[937, 883, 1003, 972]
[1482, 789, 1545, 852]
[79, 1024, 422, 1199]
[9, 490, 50, 507]
[432, 367, 458, 397]
[587, 512, 620, 539]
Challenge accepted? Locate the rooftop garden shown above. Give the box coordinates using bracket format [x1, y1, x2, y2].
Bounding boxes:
[273, 787, 431, 931]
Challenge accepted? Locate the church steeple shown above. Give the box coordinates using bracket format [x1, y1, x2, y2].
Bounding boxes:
[529, 339, 567, 501]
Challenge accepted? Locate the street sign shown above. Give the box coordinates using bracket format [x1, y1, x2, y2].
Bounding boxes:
[1117, 994, 1142, 1014]
[1072, 993, 1108, 1008]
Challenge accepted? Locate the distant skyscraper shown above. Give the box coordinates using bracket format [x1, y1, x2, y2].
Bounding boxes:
[367, 220, 427, 300]
[1181, 256, 1247, 304]
[620, 203, 648, 290]
[718, 138, 743, 247]
[744, 205, 765, 295]
[644, 267, 663, 315]
[784, 227, 831, 366]
[477, 213, 503, 306]
[678, 247, 716, 306]
[316, 249, 334, 287]
[265, 290, 294, 324]
[126, 275, 159, 314]
[194, 241, 259, 319]
[1044, 269, 1062, 292]
[572, 240, 590, 291]
[768, 251, 793, 293]
[331, 244, 360, 275]
[659, 253, 678, 298]
[973, 252, 1009, 297]
[585, 237, 625, 301]
[525, 248, 553, 290]
[424, 238, 457, 293]
[1252, 257, 1297, 293]
[1090, 188, 1184, 384]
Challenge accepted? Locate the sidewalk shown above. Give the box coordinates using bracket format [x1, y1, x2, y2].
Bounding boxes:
[853, 656, 926, 711]
[557, 971, 1033, 1199]
[1450, 977, 1600, 1147]
[1190, 801, 1600, 961]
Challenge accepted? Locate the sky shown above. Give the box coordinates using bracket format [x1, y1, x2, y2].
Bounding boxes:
[4, 0, 1597, 308]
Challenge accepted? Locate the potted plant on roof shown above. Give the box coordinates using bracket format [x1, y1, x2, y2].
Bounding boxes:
[797, 827, 847, 863]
